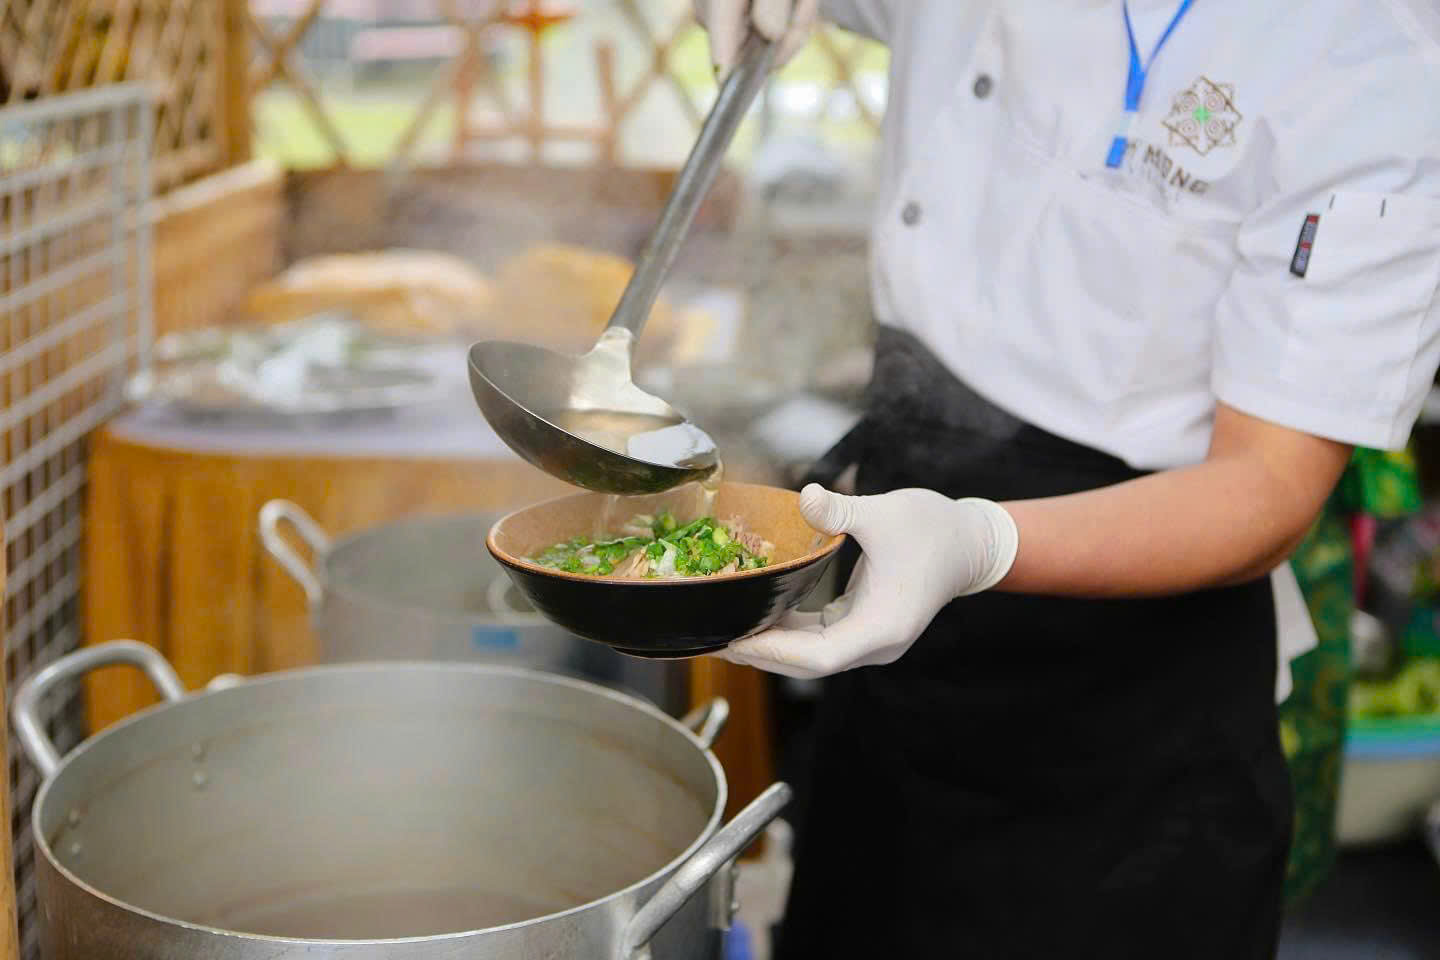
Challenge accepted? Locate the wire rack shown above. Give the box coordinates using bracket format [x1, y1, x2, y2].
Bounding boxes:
[0, 84, 151, 959]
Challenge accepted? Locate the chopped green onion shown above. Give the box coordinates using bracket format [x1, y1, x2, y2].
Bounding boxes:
[531, 513, 768, 579]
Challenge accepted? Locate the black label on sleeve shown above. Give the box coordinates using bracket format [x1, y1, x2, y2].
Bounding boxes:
[1290, 213, 1320, 277]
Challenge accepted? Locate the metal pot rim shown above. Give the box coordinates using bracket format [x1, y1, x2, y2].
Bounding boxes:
[33, 660, 729, 946]
[315, 511, 536, 626]
[318, 510, 503, 564]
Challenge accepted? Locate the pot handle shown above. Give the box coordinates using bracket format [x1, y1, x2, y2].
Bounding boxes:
[681, 697, 729, 751]
[12, 641, 186, 779]
[206, 673, 247, 692]
[622, 782, 794, 955]
[619, 781, 793, 960]
[259, 499, 330, 608]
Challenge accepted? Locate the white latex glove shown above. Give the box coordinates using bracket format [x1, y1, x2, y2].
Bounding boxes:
[717, 484, 1019, 679]
[692, 0, 821, 72]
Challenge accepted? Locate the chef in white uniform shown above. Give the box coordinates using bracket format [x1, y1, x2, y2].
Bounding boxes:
[693, 1, 1440, 956]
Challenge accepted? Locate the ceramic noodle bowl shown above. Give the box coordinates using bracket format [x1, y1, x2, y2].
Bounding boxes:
[487, 482, 845, 658]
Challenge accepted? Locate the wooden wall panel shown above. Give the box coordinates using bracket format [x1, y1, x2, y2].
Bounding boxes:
[151, 159, 285, 337]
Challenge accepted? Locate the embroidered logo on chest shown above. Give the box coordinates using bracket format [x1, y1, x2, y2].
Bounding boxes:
[1162, 77, 1243, 156]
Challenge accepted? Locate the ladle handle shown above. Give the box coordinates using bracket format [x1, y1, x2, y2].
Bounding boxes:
[606, 32, 776, 340]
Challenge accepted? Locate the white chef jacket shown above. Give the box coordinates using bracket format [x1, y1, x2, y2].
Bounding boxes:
[822, 0, 1440, 700]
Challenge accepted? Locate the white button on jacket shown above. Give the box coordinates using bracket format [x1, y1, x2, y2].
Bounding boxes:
[823, 0, 1440, 699]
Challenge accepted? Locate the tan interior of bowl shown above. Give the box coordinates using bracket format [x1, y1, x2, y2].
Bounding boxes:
[489, 482, 844, 581]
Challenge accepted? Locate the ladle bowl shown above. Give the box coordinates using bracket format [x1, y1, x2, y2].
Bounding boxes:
[469, 34, 775, 495]
[469, 332, 718, 494]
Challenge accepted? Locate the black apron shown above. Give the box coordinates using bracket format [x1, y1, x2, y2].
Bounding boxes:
[776, 327, 1293, 959]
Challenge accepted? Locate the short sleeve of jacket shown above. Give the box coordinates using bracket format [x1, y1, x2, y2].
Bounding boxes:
[1211, 30, 1440, 451]
[820, 0, 893, 42]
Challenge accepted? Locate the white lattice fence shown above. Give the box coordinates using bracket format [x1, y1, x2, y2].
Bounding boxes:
[0, 84, 152, 960]
[248, 0, 883, 168]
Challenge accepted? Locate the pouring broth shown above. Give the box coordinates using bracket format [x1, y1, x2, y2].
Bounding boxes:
[551, 410, 717, 471]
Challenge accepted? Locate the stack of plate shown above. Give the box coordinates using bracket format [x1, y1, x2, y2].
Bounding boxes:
[126, 315, 447, 427]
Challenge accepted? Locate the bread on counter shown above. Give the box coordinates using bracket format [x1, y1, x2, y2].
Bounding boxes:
[242, 245, 701, 365]
[485, 244, 682, 363]
[243, 249, 496, 338]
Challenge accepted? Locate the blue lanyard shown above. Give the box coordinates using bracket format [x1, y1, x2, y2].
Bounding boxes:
[1105, 0, 1196, 168]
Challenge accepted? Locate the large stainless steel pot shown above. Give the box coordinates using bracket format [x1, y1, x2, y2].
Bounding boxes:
[259, 501, 683, 713]
[14, 641, 789, 959]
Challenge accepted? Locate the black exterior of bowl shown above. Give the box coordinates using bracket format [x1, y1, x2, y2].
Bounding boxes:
[493, 550, 839, 658]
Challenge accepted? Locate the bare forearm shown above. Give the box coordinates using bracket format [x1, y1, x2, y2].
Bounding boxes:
[998, 406, 1351, 597]
[1002, 462, 1303, 595]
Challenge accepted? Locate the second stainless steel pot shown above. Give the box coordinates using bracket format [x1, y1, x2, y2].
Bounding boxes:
[259, 501, 683, 712]
[14, 641, 787, 959]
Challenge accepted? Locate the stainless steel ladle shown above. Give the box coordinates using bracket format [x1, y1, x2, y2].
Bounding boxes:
[469, 34, 775, 495]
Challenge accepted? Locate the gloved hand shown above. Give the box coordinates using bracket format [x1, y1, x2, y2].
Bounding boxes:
[692, 0, 821, 72]
[716, 484, 1019, 679]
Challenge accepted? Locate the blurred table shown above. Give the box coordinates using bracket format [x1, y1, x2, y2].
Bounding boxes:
[1279, 839, 1440, 958]
[82, 345, 775, 817]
